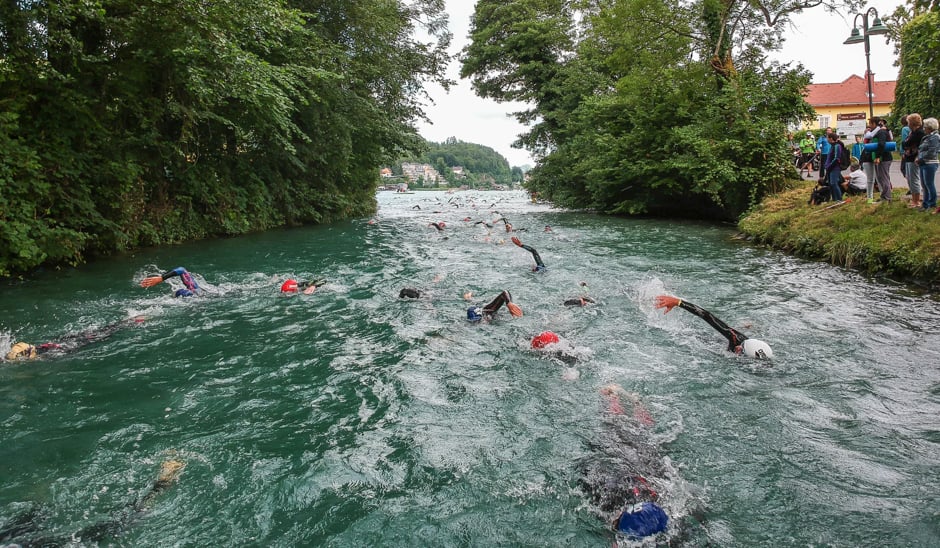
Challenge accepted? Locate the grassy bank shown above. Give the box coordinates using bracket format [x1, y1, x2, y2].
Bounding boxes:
[738, 180, 940, 286]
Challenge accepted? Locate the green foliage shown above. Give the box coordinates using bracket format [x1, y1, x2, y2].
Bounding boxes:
[462, 0, 814, 220]
[891, 11, 940, 123]
[0, 0, 450, 276]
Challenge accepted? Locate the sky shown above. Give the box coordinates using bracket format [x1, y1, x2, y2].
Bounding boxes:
[415, 0, 905, 168]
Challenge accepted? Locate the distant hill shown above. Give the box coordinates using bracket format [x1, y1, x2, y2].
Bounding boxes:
[396, 137, 524, 186]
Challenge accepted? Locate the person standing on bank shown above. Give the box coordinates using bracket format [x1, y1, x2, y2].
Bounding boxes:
[799, 132, 816, 178]
[821, 132, 845, 202]
[916, 117, 940, 213]
[870, 117, 894, 203]
[816, 127, 833, 180]
[903, 113, 925, 209]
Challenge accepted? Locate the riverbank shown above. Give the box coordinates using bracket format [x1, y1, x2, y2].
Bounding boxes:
[738, 178, 940, 287]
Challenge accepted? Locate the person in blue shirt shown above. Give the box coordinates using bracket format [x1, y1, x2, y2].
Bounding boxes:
[816, 127, 833, 180]
[140, 266, 201, 297]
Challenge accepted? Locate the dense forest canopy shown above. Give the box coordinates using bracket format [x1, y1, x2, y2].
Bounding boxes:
[460, 0, 875, 220]
[395, 137, 521, 186]
[0, 0, 451, 276]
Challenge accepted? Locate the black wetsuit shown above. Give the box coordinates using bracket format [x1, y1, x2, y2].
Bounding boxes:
[399, 288, 422, 299]
[429, 222, 445, 232]
[517, 242, 546, 271]
[0, 468, 177, 546]
[578, 414, 666, 525]
[677, 300, 748, 351]
[564, 296, 595, 306]
[22, 318, 141, 359]
[482, 291, 512, 316]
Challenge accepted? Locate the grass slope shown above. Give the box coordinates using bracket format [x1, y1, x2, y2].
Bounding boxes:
[738, 180, 940, 285]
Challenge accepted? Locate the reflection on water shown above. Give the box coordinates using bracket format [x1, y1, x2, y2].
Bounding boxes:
[1, 190, 938, 546]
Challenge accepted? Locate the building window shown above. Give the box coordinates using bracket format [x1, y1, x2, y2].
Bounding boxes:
[817, 115, 831, 130]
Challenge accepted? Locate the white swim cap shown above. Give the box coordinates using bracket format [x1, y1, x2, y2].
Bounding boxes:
[741, 339, 773, 359]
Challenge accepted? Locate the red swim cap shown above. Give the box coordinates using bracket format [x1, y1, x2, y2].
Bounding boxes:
[281, 279, 298, 293]
[531, 331, 559, 349]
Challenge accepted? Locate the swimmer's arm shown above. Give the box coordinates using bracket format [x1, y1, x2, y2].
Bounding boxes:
[677, 301, 744, 348]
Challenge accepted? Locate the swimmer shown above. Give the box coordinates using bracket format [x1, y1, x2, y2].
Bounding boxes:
[654, 295, 773, 358]
[281, 278, 327, 295]
[564, 282, 595, 306]
[0, 458, 185, 546]
[4, 316, 146, 361]
[530, 330, 583, 365]
[466, 290, 523, 322]
[510, 237, 546, 272]
[428, 222, 446, 231]
[399, 288, 422, 299]
[579, 385, 671, 540]
[140, 266, 201, 297]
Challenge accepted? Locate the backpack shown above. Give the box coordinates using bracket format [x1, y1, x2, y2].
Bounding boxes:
[839, 142, 851, 170]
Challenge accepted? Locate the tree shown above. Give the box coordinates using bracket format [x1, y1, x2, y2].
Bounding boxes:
[890, 9, 940, 125]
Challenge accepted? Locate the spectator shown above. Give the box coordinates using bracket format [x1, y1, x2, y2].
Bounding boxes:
[841, 164, 868, 196]
[903, 113, 925, 209]
[870, 117, 894, 203]
[798, 132, 816, 178]
[851, 134, 865, 164]
[916, 117, 940, 212]
[861, 122, 878, 202]
[821, 132, 845, 202]
[816, 127, 833, 179]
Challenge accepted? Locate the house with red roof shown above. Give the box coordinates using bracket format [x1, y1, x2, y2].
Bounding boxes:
[803, 73, 895, 136]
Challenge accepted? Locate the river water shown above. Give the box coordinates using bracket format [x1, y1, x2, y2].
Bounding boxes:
[1, 190, 938, 547]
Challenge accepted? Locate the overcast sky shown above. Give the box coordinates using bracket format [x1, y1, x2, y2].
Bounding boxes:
[416, 0, 904, 168]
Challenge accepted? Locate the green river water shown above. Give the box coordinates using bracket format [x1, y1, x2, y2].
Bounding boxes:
[1, 190, 938, 547]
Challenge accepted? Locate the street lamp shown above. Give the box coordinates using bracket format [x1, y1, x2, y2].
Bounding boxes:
[844, 8, 889, 120]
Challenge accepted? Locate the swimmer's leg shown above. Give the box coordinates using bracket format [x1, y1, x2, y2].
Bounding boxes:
[0, 504, 48, 543]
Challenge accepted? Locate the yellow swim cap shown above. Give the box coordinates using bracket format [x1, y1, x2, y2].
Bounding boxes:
[5, 342, 38, 360]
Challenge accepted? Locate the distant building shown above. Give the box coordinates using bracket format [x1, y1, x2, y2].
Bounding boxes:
[803, 73, 895, 136]
[401, 162, 443, 185]
[451, 166, 466, 178]
[380, 167, 393, 178]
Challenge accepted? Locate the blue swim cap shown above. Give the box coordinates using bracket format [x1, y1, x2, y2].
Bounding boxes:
[616, 502, 668, 539]
[174, 288, 195, 298]
[467, 306, 483, 322]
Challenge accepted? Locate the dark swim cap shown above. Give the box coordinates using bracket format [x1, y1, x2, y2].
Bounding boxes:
[399, 288, 421, 299]
[616, 502, 668, 538]
[174, 288, 194, 298]
[467, 307, 483, 322]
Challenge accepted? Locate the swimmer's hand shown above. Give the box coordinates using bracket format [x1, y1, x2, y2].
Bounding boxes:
[140, 276, 164, 288]
[507, 302, 523, 318]
[511, 236, 523, 247]
[654, 295, 681, 314]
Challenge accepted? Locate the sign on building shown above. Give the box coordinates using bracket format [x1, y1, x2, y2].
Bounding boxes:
[837, 113, 867, 138]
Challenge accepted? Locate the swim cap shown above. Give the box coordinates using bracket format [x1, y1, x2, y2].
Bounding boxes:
[467, 307, 483, 322]
[281, 279, 299, 293]
[741, 338, 773, 359]
[5, 342, 37, 360]
[399, 288, 421, 299]
[531, 331, 559, 349]
[616, 502, 668, 539]
[174, 288, 195, 298]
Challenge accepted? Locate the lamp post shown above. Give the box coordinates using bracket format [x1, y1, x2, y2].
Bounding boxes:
[843, 8, 889, 120]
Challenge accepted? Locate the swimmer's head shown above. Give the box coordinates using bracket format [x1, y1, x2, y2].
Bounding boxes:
[615, 501, 668, 539]
[531, 331, 559, 349]
[399, 288, 421, 299]
[158, 459, 186, 483]
[740, 338, 773, 359]
[281, 279, 298, 293]
[467, 307, 484, 322]
[5, 342, 38, 360]
[174, 288, 195, 298]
